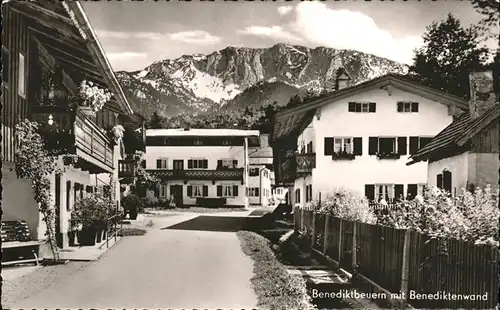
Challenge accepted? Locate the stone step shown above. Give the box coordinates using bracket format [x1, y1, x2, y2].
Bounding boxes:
[287, 267, 353, 289]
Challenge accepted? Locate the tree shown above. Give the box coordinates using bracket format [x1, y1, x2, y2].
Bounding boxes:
[408, 14, 490, 99]
[147, 111, 165, 129]
[470, 0, 500, 39]
[122, 125, 144, 156]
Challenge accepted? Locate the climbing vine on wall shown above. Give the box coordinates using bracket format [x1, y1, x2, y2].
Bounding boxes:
[14, 119, 61, 260]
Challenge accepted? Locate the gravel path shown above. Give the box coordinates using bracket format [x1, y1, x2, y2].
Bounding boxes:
[4, 214, 259, 309]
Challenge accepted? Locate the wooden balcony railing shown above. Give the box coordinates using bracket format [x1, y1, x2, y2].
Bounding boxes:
[31, 107, 114, 171]
[118, 159, 136, 178]
[147, 168, 244, 182]
[296, 152, 316, 174]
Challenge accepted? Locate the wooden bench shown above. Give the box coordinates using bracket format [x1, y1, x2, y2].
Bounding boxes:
[195, 197, 227, 207]
[2, 221, 43, 267]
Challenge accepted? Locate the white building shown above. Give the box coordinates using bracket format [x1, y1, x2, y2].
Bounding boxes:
[271, 73, 469, 207]
[144, 128, 260, 208]
[248, 134, 274, 206]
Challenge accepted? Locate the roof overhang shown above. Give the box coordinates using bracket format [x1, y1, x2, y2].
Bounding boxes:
[271, 74, 469, 143]
[6, 0, 134, 116]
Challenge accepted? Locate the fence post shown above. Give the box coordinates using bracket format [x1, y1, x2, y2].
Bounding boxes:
[323, 214, 330, 254]
[311, 211, 317, 247]
[318, 192, 321, 209]
[338, 218, 343, 263]
[352, 222, 357, 270]
[106, 216, 109, 249]
[400, 229, 411, 301]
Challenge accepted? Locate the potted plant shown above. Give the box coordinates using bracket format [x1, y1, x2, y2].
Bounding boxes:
[71, 192, 109, 246]
[121, 193, 145, 220]
[77, 80, 112, 117]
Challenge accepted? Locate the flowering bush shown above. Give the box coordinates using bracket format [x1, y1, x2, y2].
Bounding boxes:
[111, 124, 125, 141]
[310, 188, 377, 224]
[377, 185, 499, 246]
[78, 80, 112, 112]
[71, 191, 113, 229]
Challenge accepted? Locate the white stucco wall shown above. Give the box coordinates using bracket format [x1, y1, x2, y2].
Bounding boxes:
[248, 166, 272, 206]
[427, 152, 469, 195]
[296, 87, 454, 199]
[293, 175, 313, 208]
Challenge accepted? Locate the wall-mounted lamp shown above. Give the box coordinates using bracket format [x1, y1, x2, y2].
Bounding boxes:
[48, 114, 54, 126]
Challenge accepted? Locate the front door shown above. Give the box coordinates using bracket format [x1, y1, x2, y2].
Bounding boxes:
[170, 185, 184, 207]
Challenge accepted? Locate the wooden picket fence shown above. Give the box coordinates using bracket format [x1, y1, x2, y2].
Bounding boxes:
[295, 207, 499, 309]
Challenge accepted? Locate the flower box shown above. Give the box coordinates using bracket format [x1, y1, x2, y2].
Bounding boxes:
[376, 152, 401, 160]
[332, 152, 356, 160]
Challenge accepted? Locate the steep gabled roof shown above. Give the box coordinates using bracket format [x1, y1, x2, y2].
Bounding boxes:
[407, 104, 500, 165]
[271, 73, 469, 143]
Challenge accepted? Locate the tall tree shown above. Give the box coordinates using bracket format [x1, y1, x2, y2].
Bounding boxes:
[147, 111, 165, 129]
[470, 0, 500, 39]
[408, 14, 490, 99]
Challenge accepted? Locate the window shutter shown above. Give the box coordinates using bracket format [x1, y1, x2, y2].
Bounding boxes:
[203, 159, 208, 169]
[443, 171, 452, 193]
[217, 160, 222, 168]
[364, 184, 375, 201]
[348, 102, 356, 112]
[368, 137, 378, 155]
[86, 185, 92, 193]
[187, 185, 193, 197]
[397, 137, 407, 155]
[409, 136, 419, 155]
[436, 174, 443, 189]
[369, 102, 376, 113]
[233, 160, 238, 167]
[255, 188, 260, 196]
[156, 159, 161, 169]
[233, 185, 238, 196]
[217, 185, 222, 196]
[407, 184, 418, 200]
[411, 102, 419, 112]
[324, 137, 334, 155]
[188, 160, 193, 169]
[353, 137, 362, 155]
[397, 102, 403, 112]
[203, 185, 208, 197]
[394, 184, 404, 201]
[141, 160, 146, 168]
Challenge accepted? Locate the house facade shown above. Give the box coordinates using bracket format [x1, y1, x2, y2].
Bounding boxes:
[408, 70, 500, 194]
[248, 133, 274, 206]
[1, 0, 136, 249]
[271, 73, 469, 208]
[144, 128, 259, 208]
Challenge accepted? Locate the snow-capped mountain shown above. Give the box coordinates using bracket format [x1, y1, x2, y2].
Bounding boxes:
[116, 43, 409, 118]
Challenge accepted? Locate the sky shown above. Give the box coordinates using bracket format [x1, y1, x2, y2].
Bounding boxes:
[81, 0, 499, 72]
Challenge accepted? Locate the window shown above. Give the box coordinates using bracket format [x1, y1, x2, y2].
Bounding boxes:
[173, 160, 184, 170]
[18, 52, 26, 98]
[397, 101, 419, 113]
[222, 138, 230, 146]
[188, 159, 208, 169]
[305, 184, 313, 202]
[187, 184, 207, 197]
[156, 158, 168, 169]
[348, 102, 376, 113]
[324, 137, 362, 155]
[368, 137, 408, 155]
[217, 184, 238, 197]
[443, 170, 452, 194]
[249, 167, 259, 176]
[409, 136, 434, 155]
[218, 159, 237, 169]
[249, 187, 260, 197]
[306, 141, 313, 154]
[2, 46, 9, 86]
[375, 184, 394, 201]
[160, 184, 168, 197]
[193, 138, 203, 146]
[407, 184, 418, 200]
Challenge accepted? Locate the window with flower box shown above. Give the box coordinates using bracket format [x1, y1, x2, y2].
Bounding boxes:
[348, 102, 376, 113]
[324, 137, 362, 158]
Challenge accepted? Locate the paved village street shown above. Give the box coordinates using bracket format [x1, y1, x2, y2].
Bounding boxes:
[7, 213, 259, 309]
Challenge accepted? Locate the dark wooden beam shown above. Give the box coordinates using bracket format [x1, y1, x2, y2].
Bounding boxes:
[41, 40, 99, 73]
[58, 62, 106, 86]
[28, 26, 87, 54]
[34, 33, 93, 63]
[12, 3, 80, 41]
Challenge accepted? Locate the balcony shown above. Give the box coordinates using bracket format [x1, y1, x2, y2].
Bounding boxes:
[118, 159, 136, 178]
[31, 106, 114, 173]
[296, 152, 316, 174]
[147, 168, 244, 183]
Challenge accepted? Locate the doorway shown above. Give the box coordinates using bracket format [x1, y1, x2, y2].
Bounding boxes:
[170, 185, 184, 207]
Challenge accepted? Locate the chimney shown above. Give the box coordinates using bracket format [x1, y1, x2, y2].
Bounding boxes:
[259, 134, 269, 147]
[469, 70, 497, 119]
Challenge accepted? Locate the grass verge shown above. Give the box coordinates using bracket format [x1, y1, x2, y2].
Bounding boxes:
[118, 227, 147, 236]
[237, 231, 316, 310]
[145, 207, 246, 214]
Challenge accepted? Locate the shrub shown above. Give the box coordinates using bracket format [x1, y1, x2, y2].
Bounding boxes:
[377, 185, 499, 246]
[71, 192, 112, 229]
[237, 231, 316, 310]
[121, 193, 146, 214]
[308, 188, 377, 224]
